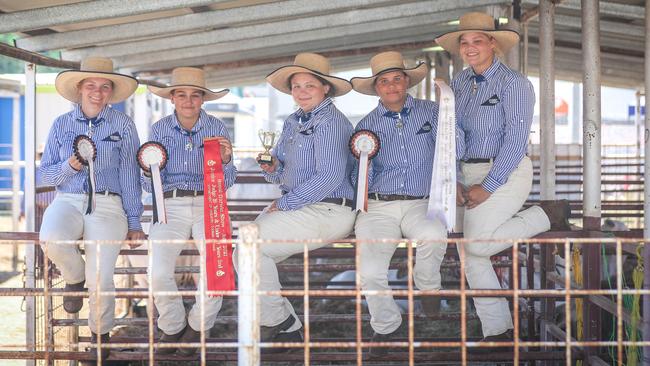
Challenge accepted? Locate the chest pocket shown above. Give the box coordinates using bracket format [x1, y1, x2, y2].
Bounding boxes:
[98, 132, 123, 168]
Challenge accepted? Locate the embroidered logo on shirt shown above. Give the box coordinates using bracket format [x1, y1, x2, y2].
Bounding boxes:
[416, 121, 432, 135]
[102, 132, 122, 142]
[481, 94, 500, 106]
[299, 126, 315, 135]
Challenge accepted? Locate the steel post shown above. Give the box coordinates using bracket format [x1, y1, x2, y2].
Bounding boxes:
[539, 0, 556, 200]
[24, 62, 37, 366]
[581, 0, 602, 230]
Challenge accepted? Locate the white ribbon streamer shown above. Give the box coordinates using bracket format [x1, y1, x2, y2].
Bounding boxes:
[87, 160, 96, 214]
[427, 79, 456, 232]
[150, 163, 167, 224]
[355, 151, 370, 212]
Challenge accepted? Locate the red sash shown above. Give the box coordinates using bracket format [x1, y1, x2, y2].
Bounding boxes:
[203, 140, 235, 293]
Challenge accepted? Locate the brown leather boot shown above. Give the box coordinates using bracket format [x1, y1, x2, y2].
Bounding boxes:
[539, 200, 571, 231]
[176, 326, 201, 356]
[421, 296, 441, 318]
[63, 280, 85, 314]
[89, 332, 110, 361]
[470, 329, 514, 354]
[156, 326, 186, 355]
[261, 315, 303, 354]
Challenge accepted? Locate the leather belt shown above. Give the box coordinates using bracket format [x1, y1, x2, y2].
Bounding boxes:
[96, 191, 120, 197]
[462, 158, 494, 164]
[321, 197, 354, 209]
[281, 191, 353, 209]
[163, 189, 204, 198]
[368, 193, 428, 201]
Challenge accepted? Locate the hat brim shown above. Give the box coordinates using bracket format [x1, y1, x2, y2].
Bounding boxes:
[55, 70, 138, 104]
[265, 65, 352, 97]
[147, 84, 229, 102]
[435, 29, 520, 55]
[350, 63, 428, 96]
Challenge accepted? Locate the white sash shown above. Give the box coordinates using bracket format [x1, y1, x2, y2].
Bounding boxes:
[426, 79, 456, 232]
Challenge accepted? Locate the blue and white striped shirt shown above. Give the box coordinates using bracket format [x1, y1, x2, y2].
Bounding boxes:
[40, 104, 144, 231]
[265, 98, 355, 211]
[354, 94, 443, 197]
[452, 58, 535, 193]
[142, 109, 237, 193]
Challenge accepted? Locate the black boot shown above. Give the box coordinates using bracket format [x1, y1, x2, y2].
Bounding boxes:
[156, 326, 186, 355]
[63, 280, 85, 313]
[470, 329, 514, 354]
[539, 200, 571, 231]
[261, 315, 303, 354]
[176, 325, 201, 356]
[368, 328, 400, 358]
[89, 332, 110, 361]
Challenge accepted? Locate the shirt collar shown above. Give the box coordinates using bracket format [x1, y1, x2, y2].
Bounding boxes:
[295, 97, 332, 125]
[172, 109, 207, 136]
[376, 94, 415, 117]
[470, 57, 501, 81]
[73, 104, 110, 125]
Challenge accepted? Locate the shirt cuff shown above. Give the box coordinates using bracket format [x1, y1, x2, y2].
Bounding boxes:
[481, 174, 503, 193]
[60, 161, 80, 179]
[263, 163, 284, 179]
[276, 195, 291, 211]
[127, 217, 142, 232]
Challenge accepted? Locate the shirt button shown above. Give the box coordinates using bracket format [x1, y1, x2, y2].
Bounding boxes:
[400, 184, 404, 187]
[184, 161, 188, 165]
[398, 132, 402, 136]
[299, 144, 302, 148]
[282, 153, 286, 156]
[401, 145, 405, 149]
[403, 159, 408, 163]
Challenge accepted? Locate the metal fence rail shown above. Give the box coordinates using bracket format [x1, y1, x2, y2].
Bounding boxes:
[0, 231, 646, 365]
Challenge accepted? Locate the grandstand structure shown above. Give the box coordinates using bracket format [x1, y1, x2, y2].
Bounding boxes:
[0, 0, 648, 365]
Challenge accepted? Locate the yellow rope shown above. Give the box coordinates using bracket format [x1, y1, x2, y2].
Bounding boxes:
[627, 244, 644, 366]
[572, 246, 583, 366]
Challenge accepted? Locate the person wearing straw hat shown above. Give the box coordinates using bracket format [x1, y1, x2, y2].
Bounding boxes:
[350, 51, 449, 357]
[435, 12, 570, 349]
[39, 56, 144, 360]
[144, 67, 236, 356]
[232, 52, 356, 353]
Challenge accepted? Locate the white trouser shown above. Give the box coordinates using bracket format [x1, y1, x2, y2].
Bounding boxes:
[234, 202, 356, 329]
[459, 156, 550, 336]
[355, 199, 447, 334]
[39, 193, 128, 334]
[148, 196, 223, 335]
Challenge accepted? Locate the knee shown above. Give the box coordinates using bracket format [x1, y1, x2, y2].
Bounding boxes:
[359, 261, 386, 289]
[149, 266, 173, 290]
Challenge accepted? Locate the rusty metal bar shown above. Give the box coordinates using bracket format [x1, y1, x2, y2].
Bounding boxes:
[407, 240, 414, 366]
[238, 224, 260, 365]
[512, 241, 520, 364]
[303, 241, 311, 365]
[642, 0, 650, 366]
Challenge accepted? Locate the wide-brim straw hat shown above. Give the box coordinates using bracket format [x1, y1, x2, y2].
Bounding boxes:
[148, 67, 229, 102]
[266, 53, 352, 97]
[55, 56, 138, 104]
[350, 51, 428, 96]
[435, 12, 520, 55]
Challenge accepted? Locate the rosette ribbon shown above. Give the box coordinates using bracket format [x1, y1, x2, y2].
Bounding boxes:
[137, 142, 168, 224]
[349, 130, 380, 212]
[73, 135, 97, 214]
